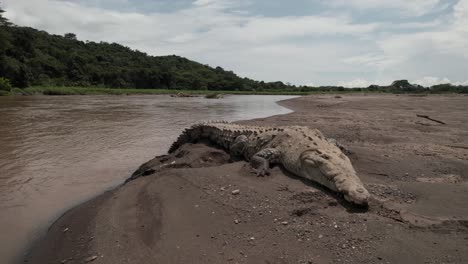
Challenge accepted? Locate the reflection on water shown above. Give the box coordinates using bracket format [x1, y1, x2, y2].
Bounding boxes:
[0, 94, 294, 263]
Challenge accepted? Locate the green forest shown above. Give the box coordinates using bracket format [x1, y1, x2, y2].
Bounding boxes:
[0, 5, 467, 95]
[0, 6, 296, 93]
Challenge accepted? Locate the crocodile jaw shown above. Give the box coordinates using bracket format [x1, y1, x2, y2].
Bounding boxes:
[343, 186, 370, 206]
[301, 150, 370, 206]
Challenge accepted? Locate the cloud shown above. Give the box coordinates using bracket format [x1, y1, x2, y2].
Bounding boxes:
[193, 0, 218, 6]
[413, 76, 451, 86]
[240, 15, 378, 39]
[342, 0, 468, 86]
[191, 0, 246, 10]
[376, 0, 468, 62]
[337, 79, 372, 88]
[413, 76, 468, 86]
[337, 79, 390, 88]
[343, 53, 402, 68]
[326, 0, 444, 16]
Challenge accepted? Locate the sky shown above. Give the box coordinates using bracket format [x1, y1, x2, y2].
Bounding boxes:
[2, 0, 468, 87]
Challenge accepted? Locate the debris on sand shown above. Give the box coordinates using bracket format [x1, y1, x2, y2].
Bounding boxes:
[417, 174, 463, 184]
[416, 114, 446, 125]
[170, 93, 198, 98]
[85, 256, 98, 262]
[205, 93, 224, 99]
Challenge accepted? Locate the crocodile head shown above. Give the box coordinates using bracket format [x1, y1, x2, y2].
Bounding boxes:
[300, 149, 370, 205]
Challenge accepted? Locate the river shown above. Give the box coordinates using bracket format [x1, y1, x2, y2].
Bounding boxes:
[0, 94, 295, 263]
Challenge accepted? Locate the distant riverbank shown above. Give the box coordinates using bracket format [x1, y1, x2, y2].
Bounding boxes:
[2, 86, 467, 97]
[2, 87, 313, 96]
[0, 86, 419, 97]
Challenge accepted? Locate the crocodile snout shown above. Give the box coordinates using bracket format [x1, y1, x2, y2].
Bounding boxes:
[344, 186, 370, 206]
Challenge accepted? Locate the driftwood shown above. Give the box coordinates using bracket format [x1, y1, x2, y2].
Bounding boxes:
[416, 114, 447, 125]
[447, 145, 468, 150]
[366, 172, 390, 177]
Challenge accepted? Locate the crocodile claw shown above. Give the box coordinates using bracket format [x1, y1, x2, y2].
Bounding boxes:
[255, 167, 270, 177]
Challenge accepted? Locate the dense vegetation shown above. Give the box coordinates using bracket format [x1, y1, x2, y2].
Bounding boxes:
[0, 6, 296, 92]
[0, 6, 467, 95]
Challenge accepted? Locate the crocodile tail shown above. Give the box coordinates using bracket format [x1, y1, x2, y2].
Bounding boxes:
[168, 123, 203, 153]
[168, 121, 234, 153]
[167, 121, 227, 153]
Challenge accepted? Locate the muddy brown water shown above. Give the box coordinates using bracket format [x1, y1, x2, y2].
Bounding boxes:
[0, 94, 295, 263]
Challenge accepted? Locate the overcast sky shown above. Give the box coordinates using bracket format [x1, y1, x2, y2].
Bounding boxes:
[2, 0, 468, 87]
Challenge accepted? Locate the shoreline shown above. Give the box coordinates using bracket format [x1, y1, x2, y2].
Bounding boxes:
[3, 87, 310, 96]
[3, 86, 468, 97]
[24, 94, 468, 263]
[17, 183, 123, 264]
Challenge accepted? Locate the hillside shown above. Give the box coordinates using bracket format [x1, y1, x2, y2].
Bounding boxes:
[0, 8, 293, 91]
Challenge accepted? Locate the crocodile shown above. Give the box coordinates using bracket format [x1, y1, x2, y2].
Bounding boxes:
[169, 121, 370, 205]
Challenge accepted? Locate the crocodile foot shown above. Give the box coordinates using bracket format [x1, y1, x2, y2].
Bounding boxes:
[255, 166, 270, 177]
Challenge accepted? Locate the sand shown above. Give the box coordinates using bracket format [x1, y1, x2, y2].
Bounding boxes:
[24, 94, 468, 264]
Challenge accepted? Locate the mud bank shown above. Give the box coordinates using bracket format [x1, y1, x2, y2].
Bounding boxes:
[25, 94, 468, 264]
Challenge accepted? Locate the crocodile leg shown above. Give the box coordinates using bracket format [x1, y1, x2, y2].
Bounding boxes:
[230, 135, 248, 157]
[250, 148, 280, 177]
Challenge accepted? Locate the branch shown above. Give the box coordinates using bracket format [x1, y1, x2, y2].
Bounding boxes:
[416, 114, 446, 125]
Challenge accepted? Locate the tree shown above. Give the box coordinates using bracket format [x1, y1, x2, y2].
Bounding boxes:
[0, 77, 11, 91]
[0, 5, 11, 45]
[0, 5, 11, 26]
[64, 33, 77, 40]
[0, 4, 12, 80]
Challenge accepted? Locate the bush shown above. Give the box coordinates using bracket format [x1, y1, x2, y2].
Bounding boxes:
[10, 87, 28, 95]
[0, 77, 12, 91]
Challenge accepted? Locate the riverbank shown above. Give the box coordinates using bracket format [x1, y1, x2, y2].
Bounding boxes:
[4, 86, 465, 97]
[3, 86, 312, 96]
[24, 94, 468, 263]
